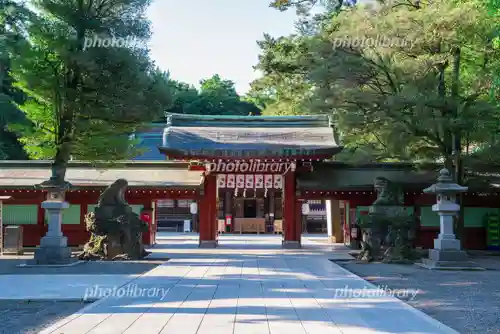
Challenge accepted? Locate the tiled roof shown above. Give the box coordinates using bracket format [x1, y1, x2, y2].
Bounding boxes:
[131, 123, 166, 160]
[0, 161, 202, 188]
[297, 166, 437, 191]
[297, 163, 500, 191]
[164, 113, 334, 128]
[161, 114, 342, 158]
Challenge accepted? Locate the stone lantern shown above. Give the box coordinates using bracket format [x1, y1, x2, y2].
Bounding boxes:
[420, 168, 482, 270]
[29, 179, 75, 266]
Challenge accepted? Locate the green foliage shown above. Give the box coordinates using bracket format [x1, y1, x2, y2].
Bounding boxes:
[166, 74, 261, 116]
[249, 34, 313, 116]
[260, 0, 500, 168]
[3, 0, 171, 168]
[0, 1, 32, 159]
[2, 1, 262, 167]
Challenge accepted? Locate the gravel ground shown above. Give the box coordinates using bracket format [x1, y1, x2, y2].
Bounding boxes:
[335, 256, 500, 334]
[0, 300, 88, 334]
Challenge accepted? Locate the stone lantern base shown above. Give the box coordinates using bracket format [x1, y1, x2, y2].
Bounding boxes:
[418, 249, 484, 271]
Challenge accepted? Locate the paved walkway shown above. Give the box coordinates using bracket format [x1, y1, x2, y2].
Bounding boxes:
[0, 274, 138, 300]
[40, 234, 458, 333]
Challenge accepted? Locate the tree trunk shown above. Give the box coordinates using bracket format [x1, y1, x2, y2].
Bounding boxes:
[49, 22, 85, 186]
[451, 47, 465, 247]
[50, 141, 71, 182]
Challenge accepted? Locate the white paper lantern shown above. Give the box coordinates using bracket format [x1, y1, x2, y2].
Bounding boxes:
[190, 202, 198, 214]
[301, 202, 310, 215]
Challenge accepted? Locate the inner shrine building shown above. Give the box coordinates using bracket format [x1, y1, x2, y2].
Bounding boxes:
[158, 113, 343, 248]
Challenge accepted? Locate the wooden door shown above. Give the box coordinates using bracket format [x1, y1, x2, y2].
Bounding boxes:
[234, 198, 244, 218]
[256, 198, 265, 218]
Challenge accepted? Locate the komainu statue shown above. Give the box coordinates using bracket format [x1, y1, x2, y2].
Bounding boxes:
[78, 179, 149, 260]
[357, 177, 418, 263]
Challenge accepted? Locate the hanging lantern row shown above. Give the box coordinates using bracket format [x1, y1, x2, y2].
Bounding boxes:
[304, 191, 376, 196]
[0, 189, 198, 195]
[0, 189, 497, 197]
[195, 158, 322, 163]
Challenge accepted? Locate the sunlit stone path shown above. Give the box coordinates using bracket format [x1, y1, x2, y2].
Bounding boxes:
[40, 233, 458, 334]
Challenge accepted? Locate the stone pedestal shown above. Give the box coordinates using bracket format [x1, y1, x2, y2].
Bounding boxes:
[30, 201, 74, 265]
[199, 240, 218, 248]
[419, 212, 483, 270]
[282, 240, 301, 249]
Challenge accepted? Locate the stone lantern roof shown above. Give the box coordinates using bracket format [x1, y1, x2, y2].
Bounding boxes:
[423, 168, 468, 194]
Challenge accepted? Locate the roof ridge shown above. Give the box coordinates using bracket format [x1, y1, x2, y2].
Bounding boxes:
[165, 113, 333, 128]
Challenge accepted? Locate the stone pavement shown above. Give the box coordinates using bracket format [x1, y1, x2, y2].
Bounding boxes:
[0, 256, 161, 301]
[0, 274, 139, 300]
[40, 233, 458, 333]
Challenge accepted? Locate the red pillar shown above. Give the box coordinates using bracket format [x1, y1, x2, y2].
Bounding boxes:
[141, 206, 154, 246]
[37, 203, 45, 246]
[295, 199, 302, 242]
[199, 173, 217, 248]
[283, 171, 300, 248]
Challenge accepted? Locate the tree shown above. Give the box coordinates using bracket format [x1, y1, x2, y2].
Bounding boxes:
[165, 74, 261, 116]
[308, 0, 497, 167]
[0, 58, 29, 159]
[259, 0, 500, 167]
[6, 0, 172, 183]
[269, 0, 352, 17]
[249, 34, 313, 116]
[0, 0, 32, 159]
[261, 0, 500, 246]
[164, 79, 200, 114]
[270, 0, 357, 35]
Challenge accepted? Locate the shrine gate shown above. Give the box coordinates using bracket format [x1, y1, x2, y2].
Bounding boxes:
[159, 113, 342, 248]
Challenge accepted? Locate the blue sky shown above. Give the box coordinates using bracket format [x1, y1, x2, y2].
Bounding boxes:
[146, 0, 298, 95]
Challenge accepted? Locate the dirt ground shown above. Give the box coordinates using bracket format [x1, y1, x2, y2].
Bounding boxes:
[335, 255, 500, 334]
